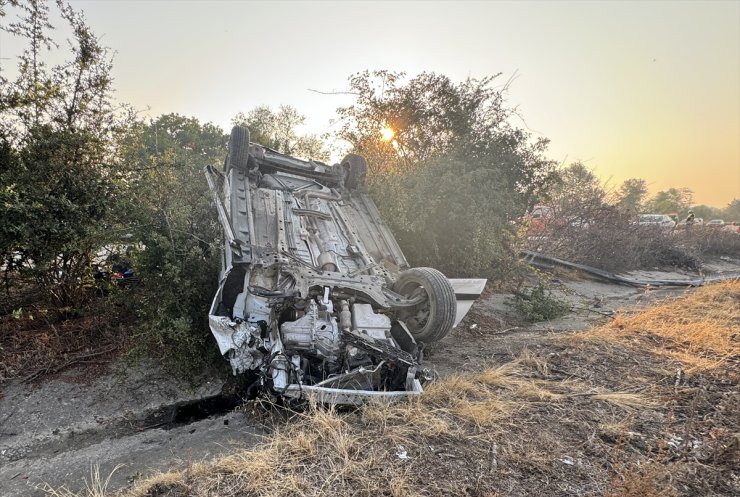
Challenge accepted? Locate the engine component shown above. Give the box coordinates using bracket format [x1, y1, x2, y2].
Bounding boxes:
[339, 300, 352, 332]
[342, 329, 417, 367]
[351, 303, 392, 340]
[281, 299, 340, 362]
[270, 354, 289, 391]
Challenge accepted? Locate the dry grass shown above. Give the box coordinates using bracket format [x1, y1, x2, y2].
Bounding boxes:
[605, 461, 679, 497]
[44, 465, 125, 497]
[64, 352, 656, 497]
[50, 283, 739, 497]
[582, 281, 740, 375]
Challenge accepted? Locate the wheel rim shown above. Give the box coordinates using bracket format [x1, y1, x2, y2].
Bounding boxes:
[396, 282, 431, 334]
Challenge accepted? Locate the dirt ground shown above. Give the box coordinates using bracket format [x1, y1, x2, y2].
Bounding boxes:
[1, 257, 738, 496]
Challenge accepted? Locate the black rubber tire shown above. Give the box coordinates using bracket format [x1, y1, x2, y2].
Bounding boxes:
[225, 125, 250, 173]
[340, 153, 368, 190]
[393, 267, 457, 343]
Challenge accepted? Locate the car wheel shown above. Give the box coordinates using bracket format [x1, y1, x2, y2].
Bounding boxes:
[340, 154, 367, 190]
[225, 125, 250, 173]
[393, 267, 457, 343]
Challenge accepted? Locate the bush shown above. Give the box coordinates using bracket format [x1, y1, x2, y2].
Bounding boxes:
[529, 213, 737, 273]
[0, 1, 135, 306]
[112, 115, 227, 375]
[375, 149, 529, 282]
[512, 284, 570, 322]
[337, 71, 557, 282]
[525, 196, 710, 272]
[679, 226, 740, 258]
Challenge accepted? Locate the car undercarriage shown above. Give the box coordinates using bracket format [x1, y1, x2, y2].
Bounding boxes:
[205, 126, 485, 404]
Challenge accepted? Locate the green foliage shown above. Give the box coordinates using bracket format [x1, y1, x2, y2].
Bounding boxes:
[113, 114, 227, 375]
[379, 149, 525, 279]
[675, 200, 738, 224]
[0, 0, 127, 304]
[689, 204, 722, 222]
[0, 126, 110, 302]
[615, 178, 648, 215]
[512, 284, 570, 322]
[337, 71, 556, 281]
[720, 199, 740, 221]
[545, 162, 606, 215]
[1, 2, 233, 375]
[646, 187, 693, 215]
[232, 105, 329, 161]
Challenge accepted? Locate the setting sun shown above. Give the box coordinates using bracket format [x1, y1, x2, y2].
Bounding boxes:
[380, 125, 396, 142]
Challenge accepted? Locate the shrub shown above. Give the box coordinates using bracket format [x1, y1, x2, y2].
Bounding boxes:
[512, 284, 570, 322]
[336, 71, 557, 283]
[112, 115, 227, 375]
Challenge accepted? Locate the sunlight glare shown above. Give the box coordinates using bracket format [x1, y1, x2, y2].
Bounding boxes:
[380, 125, 396, 142]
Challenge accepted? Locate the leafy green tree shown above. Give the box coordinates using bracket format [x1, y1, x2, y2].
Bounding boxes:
[336, 70, 556, 279]
[684, 200, 738, 223]
[0, 127, 111, 302]
[690, 204, 722, 222]
[721, 199, 740, 221]
[0, 0, 129, 304]
[614, 178, 648, 215]
[113, 114, 226, 372]
[0, 0, 55, 133]
[232, 105, 329, 161]
[646, 187, 694, 216]
[546, 162, 606, 216]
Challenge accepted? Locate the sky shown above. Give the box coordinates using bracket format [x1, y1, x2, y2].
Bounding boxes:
[1, 0, 739, 207]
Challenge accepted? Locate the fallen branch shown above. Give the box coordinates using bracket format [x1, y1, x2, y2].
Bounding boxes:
[21, 345, 118, 383]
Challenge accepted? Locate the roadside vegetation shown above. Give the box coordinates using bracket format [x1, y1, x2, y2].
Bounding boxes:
[524, 163, 740, 272]
[511, 283, 571, 322]
[1, 3, 738, 496]
[1, 1, 738, 380]
[0, 2, 558, 378]
[47, 281, 739, 497]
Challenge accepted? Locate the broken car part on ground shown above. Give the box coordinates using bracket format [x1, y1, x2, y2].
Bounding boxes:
[205, 126, 485, 404]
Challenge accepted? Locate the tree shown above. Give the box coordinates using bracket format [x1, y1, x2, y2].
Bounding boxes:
[0, 0, 55, 132]
[614, 178, 648, 214]
[232, 105, 329, 161]
[721, 199, 740, 221]
[113, 114, 227, 372]
[336, 70, 557, 279]
[690, 204, 722, 222]
[546, 162, 606, 215]
[646, 188, 694, 216]
[0, 0, 129, 303]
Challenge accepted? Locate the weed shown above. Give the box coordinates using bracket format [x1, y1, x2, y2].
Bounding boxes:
[511, 284, 570, 321]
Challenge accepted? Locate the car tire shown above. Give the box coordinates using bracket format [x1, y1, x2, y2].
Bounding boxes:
[393, 267, 457, 343]
[225, 125, 250, 173]
[340, 153, 367, 190]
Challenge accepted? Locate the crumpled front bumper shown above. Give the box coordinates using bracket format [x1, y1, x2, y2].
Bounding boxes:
[281, 376, 424, 405]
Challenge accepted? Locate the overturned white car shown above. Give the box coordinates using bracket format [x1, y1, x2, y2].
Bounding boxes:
[205, 126, 485, 404]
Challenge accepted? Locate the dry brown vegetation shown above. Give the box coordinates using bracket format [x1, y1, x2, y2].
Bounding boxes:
[0, 304, 125, 382]
[527, 207, 740, 273]
[50, 282, 739, 497]
[582, 281, 740, 375]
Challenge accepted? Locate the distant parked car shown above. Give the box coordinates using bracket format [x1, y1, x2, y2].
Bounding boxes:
[637, 214, 676, 230]
[722, 222, 740, 234]
[706, 219, 725, 228]
[523, 204, 556, 236]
